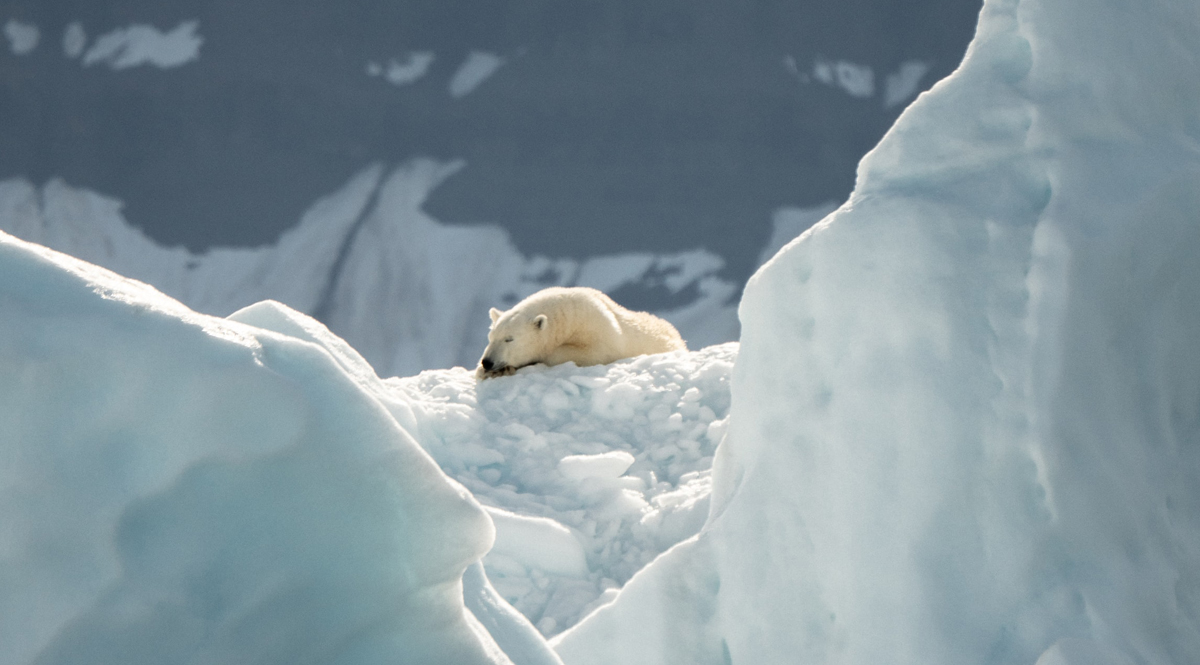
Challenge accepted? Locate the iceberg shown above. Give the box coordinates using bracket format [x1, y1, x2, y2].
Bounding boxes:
[554, 0, 1200, 663]
[0, 233, 510, 664]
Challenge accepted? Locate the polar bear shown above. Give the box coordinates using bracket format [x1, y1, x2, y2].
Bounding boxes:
[476, 287, 686, 379]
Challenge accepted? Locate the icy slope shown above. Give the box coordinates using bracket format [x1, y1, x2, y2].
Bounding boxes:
[0, 231, 510, 665]
[554, 0, 1200, 663]
[0, 161, 739, 378]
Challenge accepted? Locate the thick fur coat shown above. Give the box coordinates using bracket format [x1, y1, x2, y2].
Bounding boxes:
[476, 287, 686, 379]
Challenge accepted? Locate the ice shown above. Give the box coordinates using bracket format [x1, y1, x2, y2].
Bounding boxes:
[0, 161, 738, 378]
[555, 0, 1200, 663]
[7, 0, 1200, 660]
[0, 231, 515, 665]
[558, 452, 636, 481]
[82, 21, 202, 70]
[485, 507, 589, 578]
[387, 344, 737, 635]
[4, 19, 38, 55]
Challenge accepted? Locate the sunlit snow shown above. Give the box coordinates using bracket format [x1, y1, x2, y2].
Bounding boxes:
[3, 0, 1200, 663]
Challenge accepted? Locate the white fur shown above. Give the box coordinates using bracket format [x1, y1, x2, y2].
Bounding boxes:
[476, 287, 686, 379]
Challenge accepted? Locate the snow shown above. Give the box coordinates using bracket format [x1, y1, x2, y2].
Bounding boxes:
[3, 19, 38, 55]
[5, 0, 1200, 661]
[385, 343, 736, 635]
[555, 0, 1200, 663]
[0, 160, 739, 378]
[0, 221, 737, 661]
[450, 51, 506, 98]
[0, 232, 509, 665]
[82, 21, 202, 70]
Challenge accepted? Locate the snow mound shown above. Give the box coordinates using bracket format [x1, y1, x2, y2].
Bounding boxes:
[385, 344, 736, 636]
[555, 0, 1200, 663]
[0, 231, 512, 665]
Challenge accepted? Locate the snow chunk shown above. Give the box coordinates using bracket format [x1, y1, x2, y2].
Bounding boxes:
[558, 452, 636, 481]
[83, 21, 202, 70]
[486, 507, 589, 578]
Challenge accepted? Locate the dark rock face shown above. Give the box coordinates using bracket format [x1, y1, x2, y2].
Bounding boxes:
[0, 0, 979, 283]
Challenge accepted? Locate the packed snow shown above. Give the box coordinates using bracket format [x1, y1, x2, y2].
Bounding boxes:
[386, 345, 734, 635]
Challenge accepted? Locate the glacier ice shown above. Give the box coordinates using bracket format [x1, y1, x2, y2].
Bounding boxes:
[0, 232, 510, 665]
[554, 0, 1200, 663]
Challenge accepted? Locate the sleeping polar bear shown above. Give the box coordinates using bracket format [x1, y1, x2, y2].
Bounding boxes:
[476, 287, 686, 379]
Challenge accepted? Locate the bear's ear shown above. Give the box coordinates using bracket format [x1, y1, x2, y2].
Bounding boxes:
[489, 307, 503, 323]
[533, 314, 548, 330]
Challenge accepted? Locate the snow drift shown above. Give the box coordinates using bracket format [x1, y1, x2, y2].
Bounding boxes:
[554, 0, 1200, 663]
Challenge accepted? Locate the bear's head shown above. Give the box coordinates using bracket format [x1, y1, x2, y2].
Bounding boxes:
[476, 306, 551, 379]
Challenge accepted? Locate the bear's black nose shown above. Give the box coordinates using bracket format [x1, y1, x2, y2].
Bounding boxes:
[481, 357, 494, 371]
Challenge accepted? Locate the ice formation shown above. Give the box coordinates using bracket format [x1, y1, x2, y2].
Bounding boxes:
[3, 0, 1200, 662]
[0, 233, 506, 665]
[554, 0, 1200, 663]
